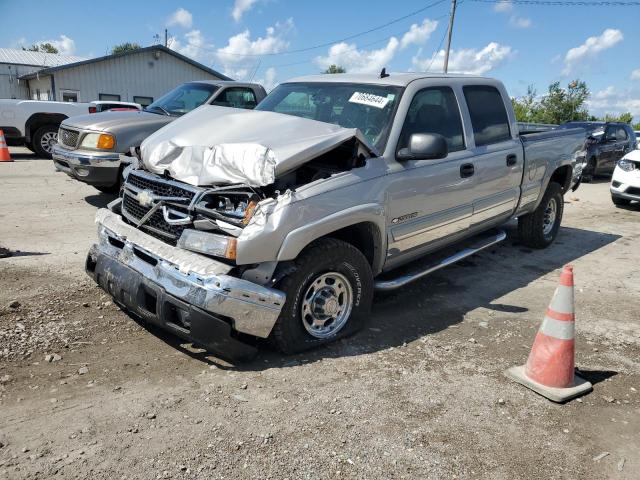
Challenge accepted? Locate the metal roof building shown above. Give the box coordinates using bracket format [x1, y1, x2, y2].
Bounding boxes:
[1, 45, 231, 105]
[0, 48, 84, 99]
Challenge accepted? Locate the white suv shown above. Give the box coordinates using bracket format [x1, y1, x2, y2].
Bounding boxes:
[611, 149, 640, 206]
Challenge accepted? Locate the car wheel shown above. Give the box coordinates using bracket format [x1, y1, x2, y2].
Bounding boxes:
[518, 182, 564, 249]
[611, 195, 631, 207]
[581, 157, 597, 183]
[32, 124, 58, 158]
[271, 238, 373, 354]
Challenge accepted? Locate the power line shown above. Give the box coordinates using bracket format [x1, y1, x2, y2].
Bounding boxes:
[206, 0, 449, 58]
[469, 0, 640, 6]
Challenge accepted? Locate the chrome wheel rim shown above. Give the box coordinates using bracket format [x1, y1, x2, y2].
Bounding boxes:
[301, 272, 353, 339]
[40, 131, 58, 154]
[543, 198, 557, 236]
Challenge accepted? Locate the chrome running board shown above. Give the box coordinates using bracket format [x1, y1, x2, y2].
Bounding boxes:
[374, 229, 507, 292]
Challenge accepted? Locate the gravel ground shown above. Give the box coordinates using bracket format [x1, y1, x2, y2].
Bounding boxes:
[1, 148, 639, 479]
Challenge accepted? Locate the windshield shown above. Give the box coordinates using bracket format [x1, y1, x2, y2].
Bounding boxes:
[146, 83, 218, 116]
[256, 82, 403, 151]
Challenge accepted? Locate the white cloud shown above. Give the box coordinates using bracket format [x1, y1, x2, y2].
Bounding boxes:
[257, 67, 278, 91]
[400, 18, 438, 49]
[171, 29, 212, 60]
[40, 35, 76, 55]
[587, 85, 640, 117]
[509, 16, 532, 28]
[215, 20, 293, 80]
[167, 7, 193, 28]
[562, 28, 623, 75]
[232, 0, 259, 22]
[631, 68, 640, 80]
[167, 8, 192, 28]
[315, 37, 400, 74]
[494, 0, 513, 12]
[412, 42, 513, 75]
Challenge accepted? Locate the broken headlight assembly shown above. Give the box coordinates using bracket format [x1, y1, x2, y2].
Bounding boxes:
[194, 190, 261, 227]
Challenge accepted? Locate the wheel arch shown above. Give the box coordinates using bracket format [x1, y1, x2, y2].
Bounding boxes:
[276, 204, 387, 275]
[25, 113, 67, 142]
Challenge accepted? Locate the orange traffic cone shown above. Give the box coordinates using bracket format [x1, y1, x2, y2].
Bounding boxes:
[0, 130, 12, 162]
[505, 265, 592, 402]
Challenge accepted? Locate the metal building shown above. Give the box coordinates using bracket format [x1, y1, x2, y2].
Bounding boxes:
[0, 48, 83, 99]
[3, 45, 231, 106]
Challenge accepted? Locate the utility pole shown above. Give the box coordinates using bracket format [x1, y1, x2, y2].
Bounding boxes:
[164, 29, 168, 47]
[443, 0, 458, 73]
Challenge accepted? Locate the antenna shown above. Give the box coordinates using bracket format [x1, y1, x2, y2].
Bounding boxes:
[380, 68, 389, 78]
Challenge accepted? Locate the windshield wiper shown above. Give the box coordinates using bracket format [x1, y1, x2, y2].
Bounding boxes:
[145, 105, 171, 116]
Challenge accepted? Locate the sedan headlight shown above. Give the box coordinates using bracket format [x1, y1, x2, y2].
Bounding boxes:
[618, 159, 636, 172]
[80, 133, 115, 150]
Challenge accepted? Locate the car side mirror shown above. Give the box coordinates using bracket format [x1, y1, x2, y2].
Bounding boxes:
[397, 133, 448, 161]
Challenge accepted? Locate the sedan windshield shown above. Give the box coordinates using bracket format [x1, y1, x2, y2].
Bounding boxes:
[256, 82, 403, 151]
[146, 83, 218, 116]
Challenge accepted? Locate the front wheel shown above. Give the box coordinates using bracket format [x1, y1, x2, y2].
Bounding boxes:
[518, 182, 564, 249]
[32, 124, 58, 158]
[271, 238, 373, 354]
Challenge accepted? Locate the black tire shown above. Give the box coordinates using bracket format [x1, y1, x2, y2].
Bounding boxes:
[24, 142, 35, 153]
[271, 238, 373, 354]
[581, 157, 597, 183]
[518, 182, 564, 249]
[32, 124, 58, 158]
[611, 195, 631, 206]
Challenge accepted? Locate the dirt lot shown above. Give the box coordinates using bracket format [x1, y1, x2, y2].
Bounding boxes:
[1, 148, 639, 479]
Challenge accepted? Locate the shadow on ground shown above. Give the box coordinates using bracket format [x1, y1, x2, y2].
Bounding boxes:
[121, 224, 622, 369]
[84, 193, 118, 208]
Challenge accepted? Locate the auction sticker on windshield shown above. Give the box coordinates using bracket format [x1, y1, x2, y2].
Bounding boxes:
[349, 92, 390, 109]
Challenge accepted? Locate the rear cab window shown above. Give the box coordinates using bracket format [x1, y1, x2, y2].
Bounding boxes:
[463, 85, 511, 146]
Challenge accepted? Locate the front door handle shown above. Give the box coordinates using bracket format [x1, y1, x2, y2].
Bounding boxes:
[460, 163, 475, 178]
[506, 154, 517, 166]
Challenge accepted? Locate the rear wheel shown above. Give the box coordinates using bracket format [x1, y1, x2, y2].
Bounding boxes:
[611, 195, 631, 206]
[32, 124, 58, 158]
[271, 238, 373, 354]
[518, 182, 564, 249]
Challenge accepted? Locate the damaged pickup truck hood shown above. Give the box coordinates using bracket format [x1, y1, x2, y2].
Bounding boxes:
[140, 106, 375, 187]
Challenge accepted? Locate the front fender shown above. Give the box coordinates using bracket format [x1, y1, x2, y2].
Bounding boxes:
[276, 203, 386, 270]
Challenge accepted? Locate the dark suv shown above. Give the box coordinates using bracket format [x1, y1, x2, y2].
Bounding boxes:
[558, 121, 637, 182]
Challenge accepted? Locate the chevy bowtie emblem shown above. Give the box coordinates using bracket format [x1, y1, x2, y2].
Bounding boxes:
[136, 189, 155, 207]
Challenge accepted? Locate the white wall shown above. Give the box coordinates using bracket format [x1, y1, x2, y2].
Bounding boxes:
[48, 49, 223, 103]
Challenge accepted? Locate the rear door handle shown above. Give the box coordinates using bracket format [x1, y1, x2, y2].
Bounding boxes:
[506, 154, 517, 166]
[460, 163, 475, 178]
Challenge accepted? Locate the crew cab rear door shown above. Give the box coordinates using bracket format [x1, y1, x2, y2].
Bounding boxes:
[461, 84, 523, 228]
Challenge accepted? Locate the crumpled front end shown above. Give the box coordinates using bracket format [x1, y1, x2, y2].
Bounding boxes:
[86, 208, 286, 360]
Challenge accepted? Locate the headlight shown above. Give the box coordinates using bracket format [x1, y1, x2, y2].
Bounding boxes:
[177, 229, 237, 260]
[618, 159, 636, 172]
[80, 133, 115, 150]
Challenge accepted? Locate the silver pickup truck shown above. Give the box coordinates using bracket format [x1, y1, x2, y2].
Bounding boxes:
[52, 81, 266, 192]
[86, 73, 586, 360]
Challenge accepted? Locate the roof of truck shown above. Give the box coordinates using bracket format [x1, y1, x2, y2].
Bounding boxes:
[285, 72, 492, 87]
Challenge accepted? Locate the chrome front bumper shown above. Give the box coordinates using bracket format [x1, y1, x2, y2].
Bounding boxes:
[52, 144, 120, 167]
[88, 209, 285, 339]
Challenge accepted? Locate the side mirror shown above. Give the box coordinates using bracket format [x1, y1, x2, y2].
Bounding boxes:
[397, 133, 448, 161]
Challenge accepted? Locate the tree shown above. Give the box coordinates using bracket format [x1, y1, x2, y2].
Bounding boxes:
[511, 86, 538, 122]
[111, 42, 141, 55]
[22, 43, 59, 54]
[324, 65, 346, 74]
[601, 112, 633, 124]
[536, 79, 590, 124]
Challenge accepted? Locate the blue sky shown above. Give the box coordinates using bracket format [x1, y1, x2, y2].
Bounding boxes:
[2, 0, 640, 117]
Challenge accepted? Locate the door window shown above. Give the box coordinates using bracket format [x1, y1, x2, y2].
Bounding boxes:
[211, 88, 258, 109]
[99, 93, 121, 101]
[398, 86, 465, 153]
[615, 126, 628, 141]
[463, 85, 511, 146]
[61, 90, 79, 102]
[133, 96, 153, 107]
